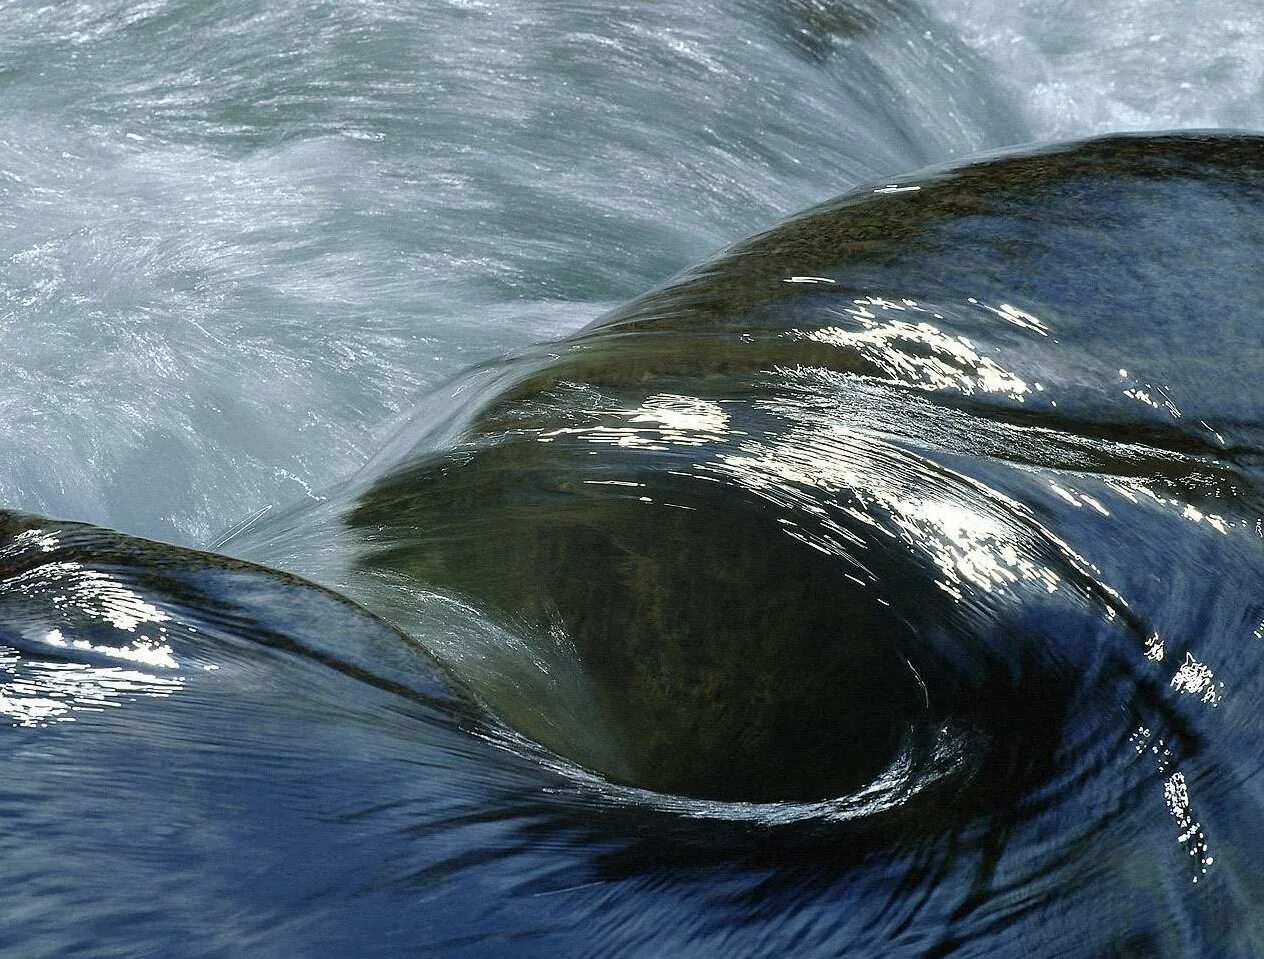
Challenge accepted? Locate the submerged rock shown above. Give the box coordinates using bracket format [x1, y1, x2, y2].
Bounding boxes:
[351, 133, 1264, 838]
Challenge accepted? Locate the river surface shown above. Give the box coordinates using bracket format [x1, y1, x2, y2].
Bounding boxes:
[1, 2, 1263, 957]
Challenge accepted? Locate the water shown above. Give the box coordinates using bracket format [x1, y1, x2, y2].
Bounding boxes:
[2, 2, 1263, 956]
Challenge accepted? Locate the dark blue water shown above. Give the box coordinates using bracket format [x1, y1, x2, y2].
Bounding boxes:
[3, 3, 1264, 957]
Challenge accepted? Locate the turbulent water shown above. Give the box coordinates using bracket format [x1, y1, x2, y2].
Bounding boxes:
[2, 2, 1264, 957]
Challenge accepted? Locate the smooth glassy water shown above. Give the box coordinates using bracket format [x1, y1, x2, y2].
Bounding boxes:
[2, 2, 1262, 957]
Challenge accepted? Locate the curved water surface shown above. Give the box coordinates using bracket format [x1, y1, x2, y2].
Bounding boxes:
[3, 2, 1264, 957]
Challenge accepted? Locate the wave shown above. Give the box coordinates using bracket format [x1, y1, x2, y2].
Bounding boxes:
[124, 132, 1264, 955]
[4, 0, 1264, 953]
